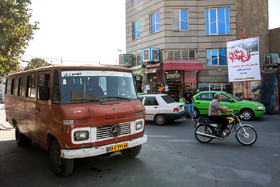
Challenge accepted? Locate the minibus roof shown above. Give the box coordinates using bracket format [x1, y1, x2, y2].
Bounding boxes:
[6, 65, 133, 78]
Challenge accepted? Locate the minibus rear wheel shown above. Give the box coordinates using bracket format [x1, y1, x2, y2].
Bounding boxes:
[15, 127, 32, 146]
[49, 140, 74, 177]
[121, 145, 141, 158]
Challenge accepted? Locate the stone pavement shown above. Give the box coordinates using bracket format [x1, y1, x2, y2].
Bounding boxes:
[0, 104, 14, 141]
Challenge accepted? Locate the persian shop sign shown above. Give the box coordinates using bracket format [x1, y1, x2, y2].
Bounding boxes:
[227, 36, 261, 82]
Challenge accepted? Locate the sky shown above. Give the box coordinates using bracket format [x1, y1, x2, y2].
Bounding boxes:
[23, 0, 126, 66]
[22, 0, 280, 67]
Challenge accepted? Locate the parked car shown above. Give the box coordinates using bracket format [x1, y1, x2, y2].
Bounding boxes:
[185, 91, 265, 121]
[139, 94, 186, 125]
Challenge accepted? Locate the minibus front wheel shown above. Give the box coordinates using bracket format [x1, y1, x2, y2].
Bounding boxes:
[49, 140, 74, 177]
[121, 145, 141, 158]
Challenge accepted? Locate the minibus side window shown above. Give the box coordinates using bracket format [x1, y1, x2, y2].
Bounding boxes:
[38, 74, 50, 101]
[11, 78, 18, 95]
[6, 79, 11, 95]
[19, 77, 26, 97]
[27, 75, 36, 98]
[52, 71, 60, 104]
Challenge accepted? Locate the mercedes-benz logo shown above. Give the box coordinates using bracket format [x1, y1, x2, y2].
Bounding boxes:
[110, 124, 121, 137]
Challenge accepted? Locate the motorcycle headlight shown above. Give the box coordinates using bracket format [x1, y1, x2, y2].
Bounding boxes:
[239, 115, 244, 119]
[74, 131, 89, 141]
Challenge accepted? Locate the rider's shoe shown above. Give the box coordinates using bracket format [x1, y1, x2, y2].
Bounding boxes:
[216, 131, 226, 137]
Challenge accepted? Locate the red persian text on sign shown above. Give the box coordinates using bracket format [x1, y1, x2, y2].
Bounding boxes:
[228, 49, 251, 63]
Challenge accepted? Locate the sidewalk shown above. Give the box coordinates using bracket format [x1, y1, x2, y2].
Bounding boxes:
[0, 104, 13, 130]
[0, 104, 15, 142]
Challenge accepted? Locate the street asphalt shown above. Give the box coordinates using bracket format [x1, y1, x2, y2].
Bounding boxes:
[0, 103, 280, 187]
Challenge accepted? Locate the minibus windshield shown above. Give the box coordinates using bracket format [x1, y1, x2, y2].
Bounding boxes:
[60, 70, 137, 104]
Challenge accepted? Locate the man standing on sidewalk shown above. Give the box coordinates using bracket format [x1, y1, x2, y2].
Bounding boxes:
[182, 86, 194, 122]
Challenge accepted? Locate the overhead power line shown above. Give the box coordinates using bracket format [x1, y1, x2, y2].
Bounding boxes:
[22, 55, 101, 64]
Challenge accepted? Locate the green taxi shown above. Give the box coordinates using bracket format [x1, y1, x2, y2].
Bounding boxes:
[181, 91, 265, 121]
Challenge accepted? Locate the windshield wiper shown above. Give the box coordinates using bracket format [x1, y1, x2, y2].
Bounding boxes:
[101, 96, 131, 101]
[70, 99, 100, 103]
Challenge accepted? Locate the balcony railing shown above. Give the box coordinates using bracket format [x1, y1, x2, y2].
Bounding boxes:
[163, 49, 198, 60]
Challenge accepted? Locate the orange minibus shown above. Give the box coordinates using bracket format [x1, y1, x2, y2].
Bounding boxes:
[5, 65, 147, 176]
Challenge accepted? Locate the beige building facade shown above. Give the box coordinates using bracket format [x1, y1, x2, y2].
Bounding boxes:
[125, 0, 269, 101]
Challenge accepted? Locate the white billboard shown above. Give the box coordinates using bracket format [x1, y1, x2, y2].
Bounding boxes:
[227, 36, 261, 82]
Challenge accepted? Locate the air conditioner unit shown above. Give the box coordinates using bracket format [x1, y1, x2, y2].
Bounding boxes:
[142, 48, 160, 62]
[119, 54, 133, 67]
[133, 55, 142, 66]
[263, 53, 279, 66]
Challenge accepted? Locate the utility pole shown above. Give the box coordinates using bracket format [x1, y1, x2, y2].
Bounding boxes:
[61, 57, 63, 65]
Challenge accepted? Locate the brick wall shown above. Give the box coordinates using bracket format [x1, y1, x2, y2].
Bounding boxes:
[269, 28, 280, 55]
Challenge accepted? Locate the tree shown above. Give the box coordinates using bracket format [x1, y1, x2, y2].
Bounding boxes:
[24, 58, 50, 71]
[0, 0, 38, 80]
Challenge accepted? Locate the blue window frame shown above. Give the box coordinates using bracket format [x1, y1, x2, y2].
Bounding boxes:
[133, 20, 141, 40]
[173, 9, 188, 31]
[207, 49, 227, 66]
[151, 12, 160, 33]
[133, 0, 140, 5]
[205, 8, 229, 35]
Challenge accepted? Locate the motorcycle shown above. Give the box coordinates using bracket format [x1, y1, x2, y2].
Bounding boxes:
[194, 113, 257, 146]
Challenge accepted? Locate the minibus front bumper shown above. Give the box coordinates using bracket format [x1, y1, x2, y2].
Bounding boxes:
[61, 134, 148, 159]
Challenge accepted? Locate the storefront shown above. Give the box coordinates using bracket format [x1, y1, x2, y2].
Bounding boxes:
[146, 64, 162, 94]
[163, 59, 203, 101]
[198, 83, 232, 93]
[131, 65, 145, 93]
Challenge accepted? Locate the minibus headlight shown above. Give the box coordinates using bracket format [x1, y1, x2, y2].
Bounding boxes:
[135, 120, 144, 130]
[74, 131, 89, 141]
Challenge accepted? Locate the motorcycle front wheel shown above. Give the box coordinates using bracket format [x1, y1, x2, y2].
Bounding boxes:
[236, 125, 257, 146]
[194, 124, 213, 143]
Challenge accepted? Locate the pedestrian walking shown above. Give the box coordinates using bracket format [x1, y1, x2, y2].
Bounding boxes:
[182, 85, 195, 122]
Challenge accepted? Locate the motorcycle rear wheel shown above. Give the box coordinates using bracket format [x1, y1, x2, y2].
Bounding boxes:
[194, 124, 213, 143]
[236, 125, 257, 146]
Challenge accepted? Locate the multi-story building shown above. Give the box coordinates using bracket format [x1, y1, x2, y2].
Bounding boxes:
[124, 0, 269, 101]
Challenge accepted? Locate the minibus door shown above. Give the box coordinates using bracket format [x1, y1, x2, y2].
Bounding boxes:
[25, 74, 37, 140]
[35, 73, 51, 147]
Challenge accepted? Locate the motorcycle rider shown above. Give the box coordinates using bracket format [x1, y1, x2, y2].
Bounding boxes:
[209, 93, 233, 137]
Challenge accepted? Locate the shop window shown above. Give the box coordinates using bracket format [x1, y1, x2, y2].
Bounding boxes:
[27, 75, 36, 98]
[151, 12, 160, 33]
[205, 8, 229, 35]
[199, 83, 231, 92]
[173, 9, 188, 31]
[207, 49, 227, 66]
[210, 84, 221, 91]
[198, 84, 210, 91]
[144, 97, 158, 106]
[133, 20, 141, 40]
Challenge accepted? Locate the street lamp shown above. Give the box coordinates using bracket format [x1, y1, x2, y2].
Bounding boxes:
[118, 49, 122, 54]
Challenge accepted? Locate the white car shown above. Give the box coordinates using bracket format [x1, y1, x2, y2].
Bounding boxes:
[138, 94, 186, 125]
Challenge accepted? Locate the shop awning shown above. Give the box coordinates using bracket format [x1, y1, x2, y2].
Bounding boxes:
[163, 60, 203, 71]
[131, 65, 144, 76]
[146, 64, 161, 73]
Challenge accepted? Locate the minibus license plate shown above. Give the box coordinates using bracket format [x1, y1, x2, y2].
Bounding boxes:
[106, 143, 128, 153]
